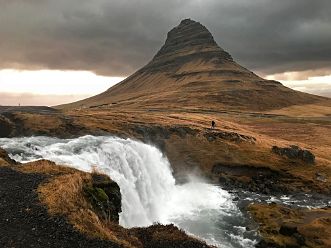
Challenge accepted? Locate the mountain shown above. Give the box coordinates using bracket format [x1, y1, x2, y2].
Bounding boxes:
[59, 19, 328, 111]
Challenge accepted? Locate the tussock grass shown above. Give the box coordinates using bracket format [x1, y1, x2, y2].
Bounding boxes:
[37, 167, 139, 248]
[18, 159, 77, 175]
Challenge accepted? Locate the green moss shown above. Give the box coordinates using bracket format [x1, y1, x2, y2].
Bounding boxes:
[83, 176, 121, 223]
[85, 186, 109, 203]
[94, 187, 109, 202]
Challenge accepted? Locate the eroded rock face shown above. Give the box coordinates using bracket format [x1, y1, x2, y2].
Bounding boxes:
[212, 163, 288, 195]
[272, 145, 315, 164]
[145, 18, 233, 74]
[83, 173, 212, 247]
[84, 174, 122, 223]
[132, 124, 199, 151]
[204, 130, 256, 144]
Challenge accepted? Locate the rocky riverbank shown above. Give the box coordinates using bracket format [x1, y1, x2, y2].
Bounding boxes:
[248, 203, 331, 248]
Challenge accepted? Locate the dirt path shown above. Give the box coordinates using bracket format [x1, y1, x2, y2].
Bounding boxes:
[0, 166, 119, 248]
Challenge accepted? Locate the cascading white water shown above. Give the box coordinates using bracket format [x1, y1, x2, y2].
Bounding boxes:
[0, 135, 257, 248]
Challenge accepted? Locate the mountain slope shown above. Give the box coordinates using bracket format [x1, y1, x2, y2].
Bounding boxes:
[59, 19, 329, 111]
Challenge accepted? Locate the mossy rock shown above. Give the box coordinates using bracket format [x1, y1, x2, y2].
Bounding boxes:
[84, 174, 122, 223]
[85, 186, 109, 203]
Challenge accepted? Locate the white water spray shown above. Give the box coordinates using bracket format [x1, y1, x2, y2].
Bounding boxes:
[0, 136, 257, 248]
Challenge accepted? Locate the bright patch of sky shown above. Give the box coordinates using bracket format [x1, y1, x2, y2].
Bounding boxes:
[0, 69, 330, 106]
[266, 71, 331, 98]
[0, 70, 124, 106]
[0, 69, 124, 95]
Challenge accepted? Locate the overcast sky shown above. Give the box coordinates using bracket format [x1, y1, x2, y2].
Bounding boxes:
[1, 0, 331, 105]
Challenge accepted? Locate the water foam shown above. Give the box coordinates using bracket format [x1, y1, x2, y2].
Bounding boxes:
[0, 135, 257, 247]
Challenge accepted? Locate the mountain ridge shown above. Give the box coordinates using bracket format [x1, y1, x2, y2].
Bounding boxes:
[58, 19, 329, 111]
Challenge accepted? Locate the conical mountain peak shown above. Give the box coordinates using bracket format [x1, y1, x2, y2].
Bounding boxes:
[59, 19, 325, 112]
[145, 19, 233, 72]
[157, 19, 218, 56]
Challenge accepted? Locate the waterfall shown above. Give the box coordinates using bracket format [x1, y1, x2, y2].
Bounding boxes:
[0, 135, 257, 248]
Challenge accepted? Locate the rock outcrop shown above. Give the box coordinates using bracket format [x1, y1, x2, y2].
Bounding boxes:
[144, 18, 233, 73]
[84, 173, 122, 223]
[272, 145, 315, 164]
[204, 130, 256, 143]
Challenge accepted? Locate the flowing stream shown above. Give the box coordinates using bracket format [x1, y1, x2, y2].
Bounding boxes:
[0, 135, 258, 247]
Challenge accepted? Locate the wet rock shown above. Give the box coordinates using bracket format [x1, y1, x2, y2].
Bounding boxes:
[212, 163, 293, 195]
[279, 223, 298, 236]
[84, 174, 122, 223]
[293, 232, 305, 246]
[256, 240, 282, 248]
[316, 172, 327, 182]
[272, 145, 315, 164]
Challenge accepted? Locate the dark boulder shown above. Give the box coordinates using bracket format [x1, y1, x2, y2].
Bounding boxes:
[279, 223, 298, 236]
[272, 145, 315, 164]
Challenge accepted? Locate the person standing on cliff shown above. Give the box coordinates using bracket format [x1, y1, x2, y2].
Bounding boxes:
[211, 120, 216, 129]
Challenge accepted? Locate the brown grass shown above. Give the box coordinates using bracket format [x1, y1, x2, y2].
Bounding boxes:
[36, 165, 138, 248]
[59, 108, 331, 194]
[267, 103, 331, 117]
[29, 159, 209, 248]
[14, 112, 63, 132]
[2, 105, 331, 194]
[18, 159, 77, 175]
[0, 158, 10, 167]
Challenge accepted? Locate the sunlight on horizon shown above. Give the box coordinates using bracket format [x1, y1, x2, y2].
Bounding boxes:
[266, 72, 331, 98]
[0, 69, 125, 95]
[0, 69, 125, 106]
[0, 69, 330, 106]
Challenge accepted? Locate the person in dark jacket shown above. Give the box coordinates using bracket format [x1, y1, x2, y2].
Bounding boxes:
[211, 120, 216, 129]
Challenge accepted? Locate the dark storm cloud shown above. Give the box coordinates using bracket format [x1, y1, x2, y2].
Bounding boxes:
[0, 0, 331, 76]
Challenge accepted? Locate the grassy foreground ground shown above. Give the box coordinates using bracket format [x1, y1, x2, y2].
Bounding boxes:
[0, 103, 331, 247]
